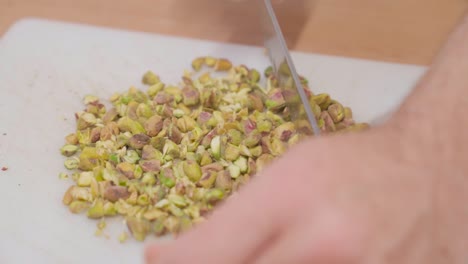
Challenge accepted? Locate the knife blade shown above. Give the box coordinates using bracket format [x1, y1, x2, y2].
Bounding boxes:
[261, 0, 321, 135]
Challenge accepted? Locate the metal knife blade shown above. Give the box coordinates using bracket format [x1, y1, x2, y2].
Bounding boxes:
[261, 0, 321, 135]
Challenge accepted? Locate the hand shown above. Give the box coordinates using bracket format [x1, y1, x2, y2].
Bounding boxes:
[145, 16, 468, 264]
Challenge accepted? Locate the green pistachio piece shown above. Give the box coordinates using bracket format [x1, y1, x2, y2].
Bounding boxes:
[140, 159, 161, 173]
[205, 188, 225, 203]
[143, 208, 167, 221]
[142, 70, 160, 85]
[228, 164, 241, 179]
[87, 199, 105, 219]
[123, 150, 140, 164]
[198, 169, 217, 188]
[117, 117, 146, 134]
[168, 194, 188, 208]
[168, 203, 185, 217]
[265, 88, 286, 111]
[257, 119, 273, 133]
[159, 168, 176, 188]
[103, 185, 130, 202]
[137, 194, 151, 206]
[69, 201, 90, 214]
[182, 86, 200, 106]
[224, 144, 240, 161]
[65, 133, 79, 145]
[200, 151, 213, 166]
[126, 217, 151, 241]
[328, 103, 345, 123]
[163, 140, 180, 159]
[64, 157, 80, 170]
[116, 162, 135, 179]
[77, 113, 97, 130]
[215, 171, 232, 191]
[227, 129, 243, 146]
[141, 172, 156, 185]
[234, 157, 248, 173]
[79, 147, 105, 171]
[136, 103, 153, 118]
[320, 111, 336, 133]
[103, 201, 117, 216]
[312, 93, 332, 110]
[77, 172, 94, 187]
[60, 144, 79, 157]
[210, 136, 221, 160]
[128, 134, 150, 149]
[264, 66, 273, 78]
[272, 122, 296, 141]
[148, 82, 165, 98]
[183, 160, 202, 182]
[248, 69, 261, 83]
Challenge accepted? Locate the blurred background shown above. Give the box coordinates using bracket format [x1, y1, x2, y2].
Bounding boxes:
[0, 0, 467, 65]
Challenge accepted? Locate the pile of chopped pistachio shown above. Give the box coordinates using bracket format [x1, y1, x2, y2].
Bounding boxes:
[60, 57, 367, 242]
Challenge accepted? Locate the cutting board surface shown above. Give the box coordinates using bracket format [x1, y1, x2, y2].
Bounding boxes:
[0, 19, 426, 264]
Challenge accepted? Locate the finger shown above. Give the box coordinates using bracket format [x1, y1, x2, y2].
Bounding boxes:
[254, 209, 363, 264]
[146, 139, 328, 264]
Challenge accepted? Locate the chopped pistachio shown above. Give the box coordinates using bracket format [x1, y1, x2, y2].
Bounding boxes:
[87, 199, 105, 219]
[118, 232, 129, 243]
[97, 219, 107, 230]
[143, 208, 166, 221]
[77, 113, 97, 130]
[103, 201, 117, 216]
[264, 66, 273, 78]
[312, 93, 332, 110]
[215, 171, 232, 191]
[182, 86, 200, 106]
[64, 157, 80, 170]
[141, 172, 156, 185]
[59, 172, 69, 180]
[249, 145, 263, 157]
[265, 89, 286, 111]
[198, 169, 217, 188]
[224, 144, 240, 161]
[60, 145, 79, 157]
[137, 194, 150, 206]
[234, 157, 248, 173]
[126, 217, 150, 242]
[205, 188, 224, 203]
[59, 57, 363, 241]
[77, 172, 94, 187]
[69, 201, 90, 214]
[191, 57, 205, 71]
[104, 185, 130, 202]
[140, 159, 161, 173]
[210, 136, 221, 160]
[163, 140, 180, 158]
[65, 133, 79, 145]
[228, 164, 241, 179]
[214, 58, 232, 71]
[272, 122, 296, 141]
[159, 168, 176, 188]
[328, 103, 345, 123]
[117, 117, 146, 134]
[142, 71, 160, 85]
[182, 160, 202, 182]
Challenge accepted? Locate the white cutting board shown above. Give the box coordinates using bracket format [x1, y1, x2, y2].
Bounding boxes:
[0, 18, 427, 264]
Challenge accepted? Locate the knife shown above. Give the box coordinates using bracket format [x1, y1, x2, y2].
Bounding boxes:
[261, 0, 321, 135]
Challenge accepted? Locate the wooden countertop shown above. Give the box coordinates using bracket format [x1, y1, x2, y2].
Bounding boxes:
[1, 0, 467, 65]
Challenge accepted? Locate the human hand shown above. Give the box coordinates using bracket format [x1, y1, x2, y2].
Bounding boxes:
[145, 15, 468, 264]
